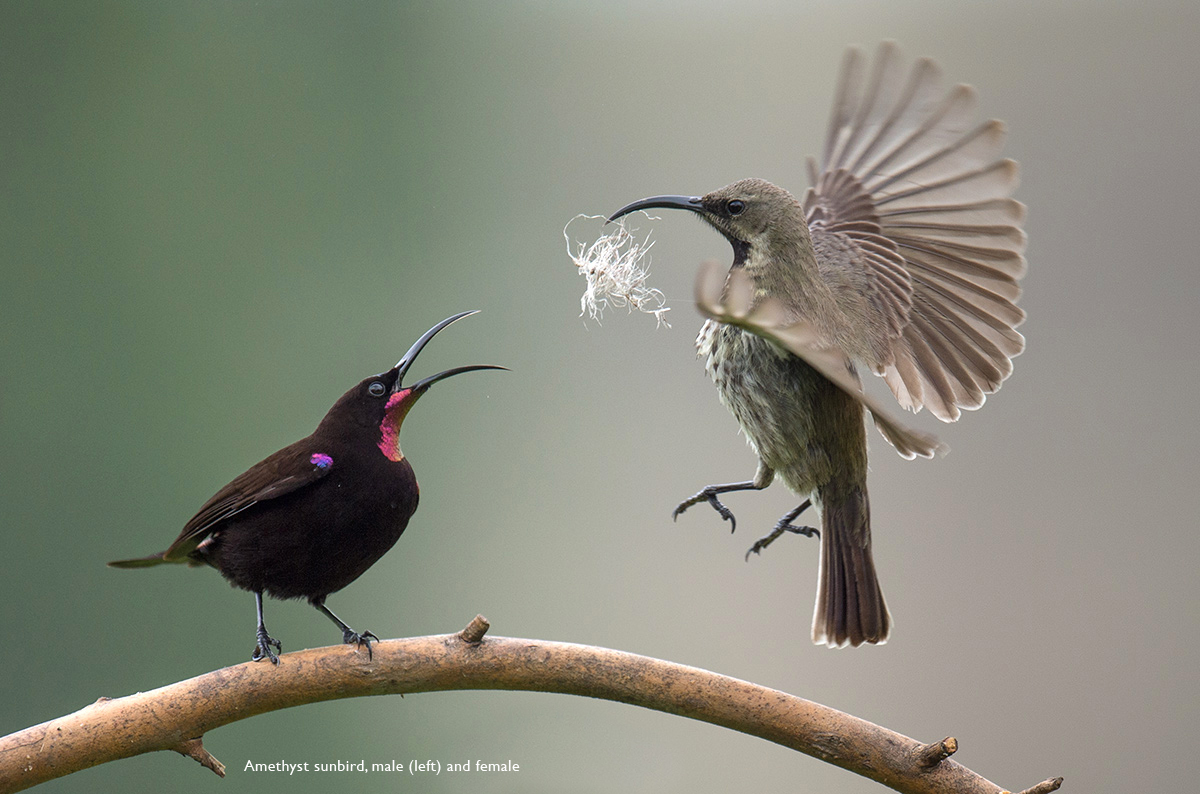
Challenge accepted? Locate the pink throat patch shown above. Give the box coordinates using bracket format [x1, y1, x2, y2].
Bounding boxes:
[377, 389, 412, 461]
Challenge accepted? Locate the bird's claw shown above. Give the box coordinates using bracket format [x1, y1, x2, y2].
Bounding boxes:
[789, 523, 819, 540]
[252, 631, 282, 665]
[744, 522, 819, 562]
[744, 536, 773, 562]
[671, 497, 700, 521]
[710, 495, 737, 532]
[673, 490, 738, 532]
[343, 629, 379, 659]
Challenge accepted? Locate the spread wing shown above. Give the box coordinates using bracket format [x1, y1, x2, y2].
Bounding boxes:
[162, 442, 334, 562]
[804, 41, 1027, 422]
[695, 261, 946, 460]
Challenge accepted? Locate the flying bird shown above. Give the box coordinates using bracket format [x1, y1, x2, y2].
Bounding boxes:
[608, 42, 1026, 647]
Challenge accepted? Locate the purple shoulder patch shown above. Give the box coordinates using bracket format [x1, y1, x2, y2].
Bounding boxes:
[310, 453, 333, 470]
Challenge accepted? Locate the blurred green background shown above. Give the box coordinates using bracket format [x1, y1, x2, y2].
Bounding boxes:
[3, 1, 1197, 792]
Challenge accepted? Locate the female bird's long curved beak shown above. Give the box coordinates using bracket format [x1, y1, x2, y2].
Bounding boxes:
[607, 194, 703, 223]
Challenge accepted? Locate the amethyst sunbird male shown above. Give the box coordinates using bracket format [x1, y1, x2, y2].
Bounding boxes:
[110, 311, 505, 663]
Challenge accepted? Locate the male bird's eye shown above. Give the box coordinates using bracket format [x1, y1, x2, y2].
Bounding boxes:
[726, 199, 745, 216]
[368, 382, 386, 397]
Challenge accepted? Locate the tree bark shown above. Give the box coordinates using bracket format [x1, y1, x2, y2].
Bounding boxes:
[0, 616, 1060, 794]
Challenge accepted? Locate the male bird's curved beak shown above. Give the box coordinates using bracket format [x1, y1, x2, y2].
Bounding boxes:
[391, 311, 507, 398]
[377, 312, 506, 463]
[394, 311, 475, 384]
[407, 364, 508, 394]
[607, 194, 703, 223]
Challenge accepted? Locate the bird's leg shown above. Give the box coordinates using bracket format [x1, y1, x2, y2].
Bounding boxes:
[745, 499, 818, 561]
[311, 597, 378, 659]
[673, 463, 774, 533]
[251, 591, 282, 664]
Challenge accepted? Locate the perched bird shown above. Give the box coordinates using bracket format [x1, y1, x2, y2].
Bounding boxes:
[110, 311, 504, 663]
[608, 42, 1027, 647]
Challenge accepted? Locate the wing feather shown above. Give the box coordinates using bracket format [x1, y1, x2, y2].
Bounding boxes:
[805, 41, 1027, 423]
[162, 442, 334, 562]
[695, 261, 946, 460]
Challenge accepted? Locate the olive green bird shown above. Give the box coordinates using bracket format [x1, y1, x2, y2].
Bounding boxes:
[609, 42, 1027, 648]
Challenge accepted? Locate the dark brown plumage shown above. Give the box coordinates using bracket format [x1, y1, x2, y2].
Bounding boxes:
[109, 311, 504, 663]
[609, 42, 1027, 647]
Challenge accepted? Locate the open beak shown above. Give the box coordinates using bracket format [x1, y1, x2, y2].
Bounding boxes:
[395, 311, 476, 384]
[393, 311, 506, 396]
[607, 194, 703, 223]
[409, 364, 507, 393]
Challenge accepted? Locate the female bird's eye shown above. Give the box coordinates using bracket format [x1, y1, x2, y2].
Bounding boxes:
[726, 199, 745, 216]
[368, 381, 386, 397]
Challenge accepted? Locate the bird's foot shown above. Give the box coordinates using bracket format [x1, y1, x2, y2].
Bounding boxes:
[252, 629, 282, 665]
[343, 628, 379, 660]
[745, 521, 819, 562]
[673, 489, 739, 532]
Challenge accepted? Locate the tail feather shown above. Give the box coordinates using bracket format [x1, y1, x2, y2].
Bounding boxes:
[812, 486, 891, 647]
[107, 551, 171, 569]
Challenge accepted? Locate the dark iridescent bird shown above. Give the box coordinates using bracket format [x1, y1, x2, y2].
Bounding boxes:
[109, 311, 505, 663]
[609, 42, 1027, 648]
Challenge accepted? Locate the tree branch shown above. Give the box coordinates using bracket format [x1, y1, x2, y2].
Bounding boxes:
[0, 616, 1059, 794]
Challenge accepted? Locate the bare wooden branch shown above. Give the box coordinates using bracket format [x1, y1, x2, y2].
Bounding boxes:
[1016, 778, 1064, 794]
[0, 620, 1059, 794]
[458, 614, 490, 643]
[913, 736, 957, 768]
[173, 738, 225, 778]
